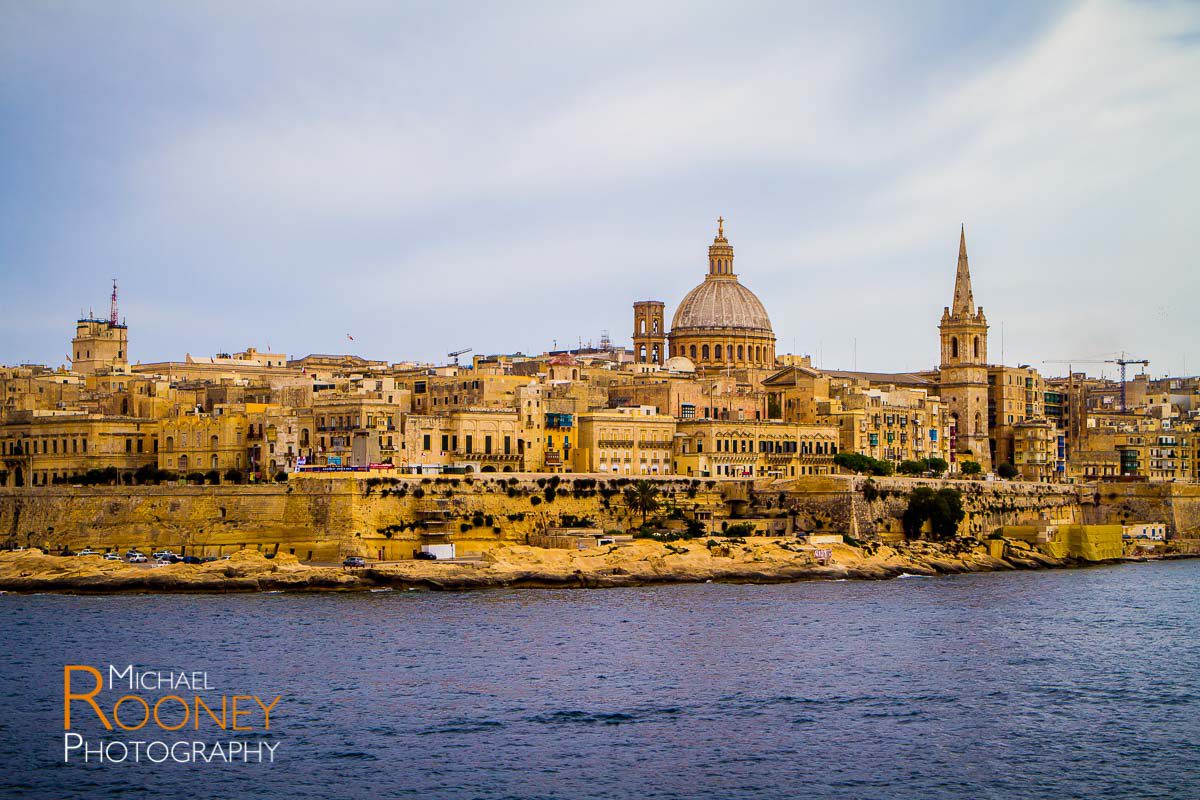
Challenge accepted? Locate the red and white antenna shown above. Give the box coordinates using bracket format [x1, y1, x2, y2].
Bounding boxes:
[109, 279, 119, 326]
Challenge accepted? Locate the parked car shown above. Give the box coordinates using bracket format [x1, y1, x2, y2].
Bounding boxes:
[77, 548, 98, 556]
[182, 556, 203, 564]
[152, 550, 176, 561]
[127, 553, 148, 563]
[342, 556, 366, 568]
[103, 552, 121, 561]
[413, 551, 437, 561]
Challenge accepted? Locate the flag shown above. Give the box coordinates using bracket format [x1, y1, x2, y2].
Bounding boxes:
[347, 334, 354, 341]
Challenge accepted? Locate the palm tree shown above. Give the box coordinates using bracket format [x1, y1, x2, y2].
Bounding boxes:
[623, 480, 661, 528]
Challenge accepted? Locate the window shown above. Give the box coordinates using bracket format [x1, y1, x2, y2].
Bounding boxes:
[441, 434, 449, 452]
[423, 434, 431, 451]
[951, 338, 959, 359]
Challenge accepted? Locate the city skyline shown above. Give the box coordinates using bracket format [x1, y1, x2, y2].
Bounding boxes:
[2, 1, 1198, 377]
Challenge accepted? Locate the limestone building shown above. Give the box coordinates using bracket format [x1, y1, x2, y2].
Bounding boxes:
[71, 282, 129, 376]
[938, 227, 991, 472]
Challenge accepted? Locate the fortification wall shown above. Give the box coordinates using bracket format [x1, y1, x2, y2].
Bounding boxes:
[1, 472, 1190, 561]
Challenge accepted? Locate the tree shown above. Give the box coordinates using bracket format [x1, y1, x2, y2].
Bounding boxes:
[897, 459, 927, 476]
[623, 480, 661, 527]
[205, 469, 221, 485]
[834, 452, 893, 477]
[274, 471, 290, 483]
[902, 487, 965, 540]
[224, 468, 245, 484]
[960, 461, 982, 477]
[996, 462, 1018, 480]
[926, 457, 948, 476]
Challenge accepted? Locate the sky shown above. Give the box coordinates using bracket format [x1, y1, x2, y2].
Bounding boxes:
[1, 1, 1198, 380]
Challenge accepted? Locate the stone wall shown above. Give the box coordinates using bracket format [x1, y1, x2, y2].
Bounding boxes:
[1, 472, 1190, 561]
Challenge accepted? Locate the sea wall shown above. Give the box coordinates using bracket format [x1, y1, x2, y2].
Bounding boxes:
[776, 475, 1085, 540]
[0, 473, 1190, 560]
[1083, 482, 1200, 537]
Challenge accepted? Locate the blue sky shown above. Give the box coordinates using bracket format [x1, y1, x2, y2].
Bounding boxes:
[2, 1, 1197, 379]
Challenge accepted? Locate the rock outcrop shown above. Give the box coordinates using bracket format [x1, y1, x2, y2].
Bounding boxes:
[0, 536, 1152, 594]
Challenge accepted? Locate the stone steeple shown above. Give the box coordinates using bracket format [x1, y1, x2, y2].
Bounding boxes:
[951, 224, 975, 317]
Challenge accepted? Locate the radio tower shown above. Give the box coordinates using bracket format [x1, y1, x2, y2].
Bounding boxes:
[109, 279, 119, 326]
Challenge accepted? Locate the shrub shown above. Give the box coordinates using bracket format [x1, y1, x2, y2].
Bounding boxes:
[926, 458, 948, 476]
[411, 487, 425, 499]
[275, 471, 289, 483]
[530, 495, 542, 506]
[725, 522, 755, 537]
[996, 462, 1019, 480]
[223, 468, 244, 484]
[960, 461, 982, 477]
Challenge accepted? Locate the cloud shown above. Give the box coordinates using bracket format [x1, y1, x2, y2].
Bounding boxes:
[1, 1, 1197, 375]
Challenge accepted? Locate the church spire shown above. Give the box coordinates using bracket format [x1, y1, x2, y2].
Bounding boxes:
[951, 224, 975, 316]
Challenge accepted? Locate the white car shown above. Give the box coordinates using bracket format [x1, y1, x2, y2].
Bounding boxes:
[103, 552, 121, 561]
[152, 550, 174, 560]
[77, 548, 98, 556]
[127, 553, 148, 563]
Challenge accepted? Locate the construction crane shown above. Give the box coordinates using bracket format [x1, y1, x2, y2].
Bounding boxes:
[447, 347, 472, 366]
[1042, 352, 1149, 412]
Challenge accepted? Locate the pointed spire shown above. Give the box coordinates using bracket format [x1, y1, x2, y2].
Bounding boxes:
[951, 224, 975, 316]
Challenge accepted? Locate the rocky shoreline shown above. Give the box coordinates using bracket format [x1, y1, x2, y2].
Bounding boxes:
[0, 537, 1187, 594]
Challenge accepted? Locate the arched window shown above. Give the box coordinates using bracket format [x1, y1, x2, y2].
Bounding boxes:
[211, 455, 219, 470]
[974, 412, 982, 435]
[973, 336, 980, 359]
[702, 344, 710, 360]
[652, 319, 659, 333]
[951, 337, 959, 359]
[639, 319, 646, 335]
[165, 436, 174, 452]
[737, 345, 744, 360]
[211, 435, 219, 450]
[178, 454, 189, 471]
[690, 345, 697, 359]
[715, 344, 723, 360]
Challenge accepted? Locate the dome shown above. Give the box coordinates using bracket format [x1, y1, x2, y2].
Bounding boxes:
[663, 355, 696, 373]
[671, 278, 772, 333]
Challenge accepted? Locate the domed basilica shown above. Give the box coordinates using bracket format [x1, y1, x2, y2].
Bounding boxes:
[632, 218, 776, 372]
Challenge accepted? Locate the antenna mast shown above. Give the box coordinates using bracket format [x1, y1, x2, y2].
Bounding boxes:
[110, 279, 119, 326]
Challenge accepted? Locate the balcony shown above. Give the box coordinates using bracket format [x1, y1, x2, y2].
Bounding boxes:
[598, 439, 635, 449]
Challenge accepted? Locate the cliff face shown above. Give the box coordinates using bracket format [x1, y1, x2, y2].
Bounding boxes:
[0, 474, 1190, 561]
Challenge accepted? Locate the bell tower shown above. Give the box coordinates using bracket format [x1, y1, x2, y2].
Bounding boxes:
[938, 226, 991, 472]
[632, 300, 665, 365]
